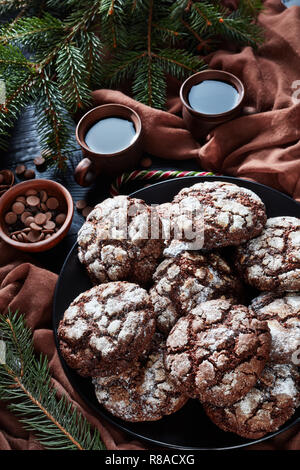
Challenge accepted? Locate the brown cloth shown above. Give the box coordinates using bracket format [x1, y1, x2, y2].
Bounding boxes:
[92, 0, 300, 203]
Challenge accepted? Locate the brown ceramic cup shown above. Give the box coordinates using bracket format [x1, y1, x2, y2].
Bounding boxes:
[75, 104, 143, 187]
[180, 69, 245, 141]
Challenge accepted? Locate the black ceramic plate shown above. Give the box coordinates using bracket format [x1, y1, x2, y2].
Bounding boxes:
[53, 175, 300, 450]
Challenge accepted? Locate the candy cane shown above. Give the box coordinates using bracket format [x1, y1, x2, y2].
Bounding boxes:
[110, 169, 215, 196]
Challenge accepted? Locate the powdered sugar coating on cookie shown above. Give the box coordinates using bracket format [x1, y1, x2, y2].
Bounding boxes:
[77, 196, 163, 286]
[169, 182, 266, 250]
[204, 363, 300, 439]
[93, 334, 188, 422]
[235, 216, 300, 292]
[165, 299, 271, 407]
[58, 281, 156, 377]
[150, 251, 244, 334]
[250, 292, 300, 364]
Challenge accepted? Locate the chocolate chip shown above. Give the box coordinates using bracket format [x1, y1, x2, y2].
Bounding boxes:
[55, 213, 66, 225]
[26, 195, 40, 207]
[0, 174, 4, 184]
[34, 213, 47, 226]
[12, 201, 25, 215]
[76, 200, 87, 211]
[40, 190, 48, 202]
[25, 189, 38, 196]
[17, 233, 25, 242]
[30, 222, 42, 232]
[15, 164, 26, 176]
[27, 230, 41, 243]
[34, 156, 47, 172]
[46, 197, 59, 210]
[21, 211, 32, 224]
[23, 169, 36, 180]
[43, 220, 56, 230]
[25, 216, 35, 227]
[82, 206, 93, 218]
[5, 212, 17, 225]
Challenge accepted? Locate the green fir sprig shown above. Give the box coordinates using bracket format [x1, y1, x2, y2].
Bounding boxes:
[0, 311, 106, 450]
[0, 0, 264, 167]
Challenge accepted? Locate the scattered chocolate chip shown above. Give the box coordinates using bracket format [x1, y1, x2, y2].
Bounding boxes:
[15, 164, 26, 177]
[33, 156, 47, 172]
[82, 206, 93, 218]
[76, 200, 87, 211]
[23, 169, 36, 180]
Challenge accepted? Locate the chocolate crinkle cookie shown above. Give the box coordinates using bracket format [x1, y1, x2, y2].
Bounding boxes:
[164, 299, 271, 407]
[163, 181, 267, 251]
[93, 334, 188, 422]
[58, 281, 156, 377]
[250, 292, 300, 365]
[150, 251, 244, 335]
[204, 364, 300, 439]
[77, 195, 164, 286]
[235, 216, 300, 292]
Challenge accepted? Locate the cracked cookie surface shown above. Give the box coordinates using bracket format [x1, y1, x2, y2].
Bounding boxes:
[150, 251, 244, 335]
[93, 334, 188, 422]
[235, 216, 300, 292]
[164, 299, 271, 407]
[250, 292, 300, 365]
[161, 182, 267, 251]
[58, 281, 156, 377]
[77, 195, 163, 286]
[204, 363, 300, 439]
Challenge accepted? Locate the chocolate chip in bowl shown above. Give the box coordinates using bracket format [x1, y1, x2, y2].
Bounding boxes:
[0, 179, 74, 252]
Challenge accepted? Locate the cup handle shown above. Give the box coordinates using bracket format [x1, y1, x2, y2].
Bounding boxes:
[74, 158, 97, 187]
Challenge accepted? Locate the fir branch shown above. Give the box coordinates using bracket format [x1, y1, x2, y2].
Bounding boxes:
[0, 13, 63, 48]
[55, 42, 91, 112]
[0, 312, 106, 451]
[132, 55, 166, 109]
[33, 73, 76, 168]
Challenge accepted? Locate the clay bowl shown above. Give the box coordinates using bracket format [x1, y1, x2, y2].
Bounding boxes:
[0, 179, 74, 252]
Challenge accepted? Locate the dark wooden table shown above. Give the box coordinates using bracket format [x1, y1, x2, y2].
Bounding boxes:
[1, 105, 198, 274]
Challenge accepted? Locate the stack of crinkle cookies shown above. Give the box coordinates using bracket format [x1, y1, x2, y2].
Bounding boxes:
[58, 181, 300, 440]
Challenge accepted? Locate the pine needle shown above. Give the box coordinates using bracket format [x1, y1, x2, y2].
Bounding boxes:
[0, 311, 106, 451]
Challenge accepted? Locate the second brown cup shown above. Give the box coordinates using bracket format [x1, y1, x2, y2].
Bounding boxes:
[180, 69, 245, 142]
[75, 104, 143, 187]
